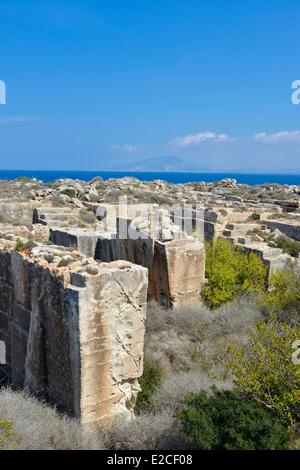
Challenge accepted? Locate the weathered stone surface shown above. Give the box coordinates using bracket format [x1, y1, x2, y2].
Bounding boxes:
[48, 207, 206, 308]
[151, 239, 205, 308]
[0, 245, 148, 425]
[240, 242, 294, 281]
[50, 228, 99, 258]
[76, 264, 147, 424]
[262, 219, 300, 241]
[94, 227, 205, 306]
[0, 202, 35, 226]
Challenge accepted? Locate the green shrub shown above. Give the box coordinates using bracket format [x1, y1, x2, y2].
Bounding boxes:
[251, 213, 261, 221]
[15, 238, 24, 252]
[273, 236, 300, 258]
[228, 315, 300, 423]
[263, 269, 300, 323]
[203, 238, 266, 309]
[60, 189, 77, 198]
[14, 176, 32, 183]
[178, 388, 289, 450]
[135, 360, 164, 414]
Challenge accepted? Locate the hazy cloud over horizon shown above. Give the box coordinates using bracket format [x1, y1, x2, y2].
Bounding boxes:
[169, 131, 235, 147]
[253, 130, 300, 144]
[169, 130, 300, 147]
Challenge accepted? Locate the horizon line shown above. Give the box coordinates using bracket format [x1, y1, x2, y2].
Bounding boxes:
[2, 169, 300, 176]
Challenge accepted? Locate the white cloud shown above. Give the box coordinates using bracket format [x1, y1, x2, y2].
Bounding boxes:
[111, 143, 140, 153]
[169, 131, 235, 147]
[0, 116, 41, 124]
[169, 129, 300, 148]
[253, 130, 300, 144]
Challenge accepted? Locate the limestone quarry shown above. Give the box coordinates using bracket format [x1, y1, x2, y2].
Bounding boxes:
[1, 175, 300, 425]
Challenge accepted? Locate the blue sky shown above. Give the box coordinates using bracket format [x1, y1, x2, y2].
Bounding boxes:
[0, 0, 300, 171]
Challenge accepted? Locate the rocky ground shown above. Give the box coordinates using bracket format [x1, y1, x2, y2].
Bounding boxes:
[1, 175, 300, 449]
[1, 175, 300, 261]
[1, 175, 300, 297]
[1, 175, 300, 208]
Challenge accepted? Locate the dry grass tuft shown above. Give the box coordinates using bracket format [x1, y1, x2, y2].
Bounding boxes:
[104, 410, 184, 450]
[152, 370, 233, 412]
[106, 299, 262, 450]
[0, 388, 105, 450]
[145, 299, 262, 376]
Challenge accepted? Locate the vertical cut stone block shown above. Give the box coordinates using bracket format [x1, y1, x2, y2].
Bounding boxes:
[0, 246, 148, 425]
[49, 228, 99, 258]
[152, 239, 205, 308]
[72, 262, 148, 425]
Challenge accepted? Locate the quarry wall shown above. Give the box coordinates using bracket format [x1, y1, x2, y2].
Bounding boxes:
[47, 210, 206, 308]
[262, 219, 300, 242]
[0, 248, 148, 425]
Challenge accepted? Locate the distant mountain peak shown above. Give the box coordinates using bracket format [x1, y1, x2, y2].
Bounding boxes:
[112, 156, 196, 172]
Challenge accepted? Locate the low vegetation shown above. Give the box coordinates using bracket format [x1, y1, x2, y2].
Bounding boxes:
[15, 238, 24, 252]
[50, 194, 67, 207]
[104, 300, 262, 450]
[135, 360, 165, 414]
[263, 269, 300, 324]
[228, 315, 300, 424]
[60, 188, 77, 198]
[1, 291, 299, 450]
[203, 238, 266, 309]
[78, 208, 97, 226]
[178, 388, 289, 450]
[0, 418, 18, 450]
[250, 212, 261, 221]
[0, 389, 105, 450]
[273, 235, 300, 258]
[118, 240, 300, 450]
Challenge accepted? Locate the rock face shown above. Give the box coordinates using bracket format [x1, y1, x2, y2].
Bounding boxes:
[151, 240, 206, 307]
[0, 202, 35, 226]
[262, 219, 300, 242]
[0, 247, 148, 425]
[38, 204, 206, 308]
[239, 242, 293, 282]
[50, 227, 99, 258]
[95, 235, 205, 308]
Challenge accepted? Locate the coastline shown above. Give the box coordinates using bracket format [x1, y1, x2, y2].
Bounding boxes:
[2, 169, 300, 186]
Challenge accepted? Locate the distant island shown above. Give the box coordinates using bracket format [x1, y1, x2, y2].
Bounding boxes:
[112, 155, 197, 172]
[111, 156, 300, 175]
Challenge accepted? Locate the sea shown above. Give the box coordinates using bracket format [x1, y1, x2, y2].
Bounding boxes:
[1, 170, 300, 186]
